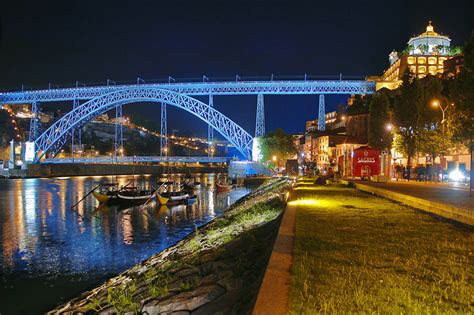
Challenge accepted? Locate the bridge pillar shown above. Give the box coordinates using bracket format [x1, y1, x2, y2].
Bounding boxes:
[29, 101, 41, 142]
[114, 104, 123, 161]
[71, 99, 82, 160]
[160, 102, 168, 158]
[255, 94, 265, 137]
[318, 94, 326, 131]
[208, 94, 214, 157]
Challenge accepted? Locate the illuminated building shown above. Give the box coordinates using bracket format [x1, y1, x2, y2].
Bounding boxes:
[376, 21, 462, 90]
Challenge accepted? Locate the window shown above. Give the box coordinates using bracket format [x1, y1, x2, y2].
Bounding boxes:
[428, 57, 437, 65]
[418, 66, 426, 74]
[407, 56, 416, 64]
[417, 57, 426, 64]
[429, 66, 437, 75]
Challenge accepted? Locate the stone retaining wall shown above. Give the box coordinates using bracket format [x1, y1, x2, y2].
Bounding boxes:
[49, 178, 289, 314]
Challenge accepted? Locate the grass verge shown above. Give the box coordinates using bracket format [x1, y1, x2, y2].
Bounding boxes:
[289, 185, 473, 314]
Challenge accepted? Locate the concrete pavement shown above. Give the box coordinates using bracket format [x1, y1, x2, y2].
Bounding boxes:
[352, 180, 473, 226]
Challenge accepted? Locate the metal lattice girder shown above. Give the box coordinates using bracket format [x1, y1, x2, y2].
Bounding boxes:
[114, 104, 123, 160]
[160, 102, 167, 158]
[28, 101, 41, 141]
[208, 94, 214, 156]
[71, 99, 81, 157]
[255, 94, 265, 137]
[34, 88, 253, 161]
[0, 80, 376, 104]
[318, 94, 326, 131]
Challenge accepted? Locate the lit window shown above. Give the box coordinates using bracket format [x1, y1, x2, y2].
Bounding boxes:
[407, 57, 416, 65]
[409, 66, 416, 73]
[418, 57, 426, 64]
[438, 57, 447, 65]
[418, 66, 426, 73]
[429, 66, 437, 75]
[428, 57, 437, 65]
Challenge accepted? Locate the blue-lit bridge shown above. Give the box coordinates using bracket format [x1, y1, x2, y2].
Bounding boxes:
[0, 78, 376, 163]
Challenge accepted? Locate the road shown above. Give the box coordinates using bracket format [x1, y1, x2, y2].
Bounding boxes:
[357, 180, 473, 211]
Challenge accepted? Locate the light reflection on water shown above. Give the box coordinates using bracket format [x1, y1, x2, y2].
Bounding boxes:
[0, 173, 251, 313]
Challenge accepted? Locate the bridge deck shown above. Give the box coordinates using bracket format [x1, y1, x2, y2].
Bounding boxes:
[0, 80, 375, 104]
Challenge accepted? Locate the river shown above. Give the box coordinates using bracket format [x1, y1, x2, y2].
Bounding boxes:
[0, 174, 252, 314]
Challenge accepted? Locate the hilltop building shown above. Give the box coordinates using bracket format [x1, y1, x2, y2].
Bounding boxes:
[375, 21, 462, 90]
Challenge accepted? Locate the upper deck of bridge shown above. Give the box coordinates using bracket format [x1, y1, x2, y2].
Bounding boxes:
[0, 78, 375, 105]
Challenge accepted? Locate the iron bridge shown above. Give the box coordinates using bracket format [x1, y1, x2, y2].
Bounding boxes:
[0, 79, 376, 163]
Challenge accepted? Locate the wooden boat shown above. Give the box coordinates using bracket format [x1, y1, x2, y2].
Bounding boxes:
[157, 191, 189, 205]
[156, 193, 170, 205]
[185, 194, 198, 205]
[116, 187, 155, 205]
[233, 177, 245, 187]
[92, 183, 119, 204]
[216, 182, 233, 192]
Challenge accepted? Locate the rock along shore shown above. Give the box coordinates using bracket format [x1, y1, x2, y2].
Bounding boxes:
[49, 178, 289, 314]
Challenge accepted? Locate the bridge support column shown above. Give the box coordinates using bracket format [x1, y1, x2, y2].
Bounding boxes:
[318, 94, 326, 131]
[72, 99, 82, 160]
[29, 101, 41, 142]
[114, 105, 123, 161]
[160, 102, 168, 158]
[208, 94, 214, 157]
[255, 94, 265, 137]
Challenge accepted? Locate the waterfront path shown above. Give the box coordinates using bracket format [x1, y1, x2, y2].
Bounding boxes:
[351, 180, 473, 225]
[355, 180, 472, 210]
[285, 184, 473, 313]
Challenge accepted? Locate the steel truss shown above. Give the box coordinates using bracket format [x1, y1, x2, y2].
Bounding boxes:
[34, 88, 253, 162]
[160, 102, 168, 158]
[0, 80, 375, 104]
[28, 101, 41, 142]
[318, 95, 326, 131]
[208, 94, 213, 157]
[255, 94, 265, 137]
[114, 104, 123, 160]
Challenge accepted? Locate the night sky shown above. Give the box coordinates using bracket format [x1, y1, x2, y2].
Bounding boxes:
[1, 0, 473, 137]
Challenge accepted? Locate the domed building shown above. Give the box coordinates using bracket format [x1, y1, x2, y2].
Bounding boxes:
[376, 21, 462, 90]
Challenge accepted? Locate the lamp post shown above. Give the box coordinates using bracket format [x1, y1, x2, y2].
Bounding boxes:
[431, 100, 454, 134]
[431, 100, 454, 182]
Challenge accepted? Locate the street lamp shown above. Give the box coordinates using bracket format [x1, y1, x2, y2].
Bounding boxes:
[386, 123, 393, 131]
[431, 99, 454, 134]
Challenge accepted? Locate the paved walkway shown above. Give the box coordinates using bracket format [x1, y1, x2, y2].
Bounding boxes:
[356, 180, 473, 211]
[253, 204, 296, 315]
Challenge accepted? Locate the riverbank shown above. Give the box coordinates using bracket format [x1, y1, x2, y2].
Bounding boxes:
[4, 162, 227, 178]
[49, 178, 289, 314]
[288, 184, 473, 313]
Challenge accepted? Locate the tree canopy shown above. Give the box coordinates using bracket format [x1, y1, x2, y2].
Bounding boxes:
[258, 128, 297, 166]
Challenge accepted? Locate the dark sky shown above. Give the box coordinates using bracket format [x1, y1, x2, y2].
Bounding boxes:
[1, 0, 473, 137]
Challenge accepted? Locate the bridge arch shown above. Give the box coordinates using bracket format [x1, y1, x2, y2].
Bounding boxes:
[34, 87, 253, 162]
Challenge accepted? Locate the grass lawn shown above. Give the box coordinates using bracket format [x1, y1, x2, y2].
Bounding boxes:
[288, 185, 473, 314]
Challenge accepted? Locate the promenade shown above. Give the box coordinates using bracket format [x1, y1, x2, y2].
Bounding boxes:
[356, 180, 472, 211]
[254, 179, 473, 314]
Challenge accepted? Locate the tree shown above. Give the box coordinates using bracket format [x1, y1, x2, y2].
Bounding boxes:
[392, 72, 420, 173]
[449, 30, 474, 145]
[368, 93, 392, 150]
[258, 128, 297, 166]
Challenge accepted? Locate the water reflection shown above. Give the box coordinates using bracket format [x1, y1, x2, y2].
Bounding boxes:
[0, 173, 251, 313]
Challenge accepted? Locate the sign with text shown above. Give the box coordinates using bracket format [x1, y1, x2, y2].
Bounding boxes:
[352, 146, 380, 178]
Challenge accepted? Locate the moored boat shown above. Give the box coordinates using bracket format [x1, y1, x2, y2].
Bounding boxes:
[92, 183, 119, 204]
[216, 182, 233, 192]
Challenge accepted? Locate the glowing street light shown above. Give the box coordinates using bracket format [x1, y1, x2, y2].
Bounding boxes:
[272, 155, 277, 162]
[386, 123, 393, 131]
[431, 99, 454, 134]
